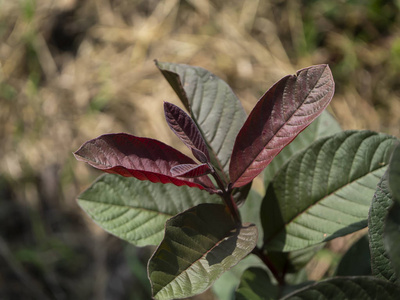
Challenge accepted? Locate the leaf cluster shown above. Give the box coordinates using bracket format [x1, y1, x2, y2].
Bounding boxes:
[74, 62, 400, 299]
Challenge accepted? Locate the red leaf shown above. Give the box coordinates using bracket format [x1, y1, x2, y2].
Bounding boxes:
[74, 133, 216, 191]
[229, 65, 335, 188]
[164, 102, 210, 163]
[170, 163, 211, 178]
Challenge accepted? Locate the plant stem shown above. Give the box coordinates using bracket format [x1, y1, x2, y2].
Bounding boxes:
[226, 194, 241, 224]
[252, 247, 285, 286]
[209, 165, 241, 223]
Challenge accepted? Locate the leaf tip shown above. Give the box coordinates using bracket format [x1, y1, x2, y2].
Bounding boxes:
[163, 101, 173, 111]
[296, 63, 330, 75]
[73, 145, 85, 162]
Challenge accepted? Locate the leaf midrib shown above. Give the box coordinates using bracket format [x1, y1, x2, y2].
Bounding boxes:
[189, 69, 230, 183]
[78, 198, 172, 217]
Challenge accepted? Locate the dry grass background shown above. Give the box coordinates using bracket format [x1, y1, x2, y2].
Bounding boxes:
[1, 0, 400, 299]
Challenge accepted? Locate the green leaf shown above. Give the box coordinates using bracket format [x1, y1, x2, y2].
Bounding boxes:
[235, 267, 315, 300]
[282, 272, 314, 295]
[368, 172, 397, 282]
[335, 235, 371, 276]
[240, 190, 323, 273]
[156, 61, 247, 183]
[239, 190, 263, 246]
[262, 130, 397, 252]
[389, 143, 400, 202]
[281, 276, 400, 300]
[384, 202, 400, 284]
[288, 245, 325, 272]
[235, 267, 278, 300]
[148, 203, 258, 300]
[384, 143, 400, 283]
[264, 110, 341, 188]
[77, 174, 221, 247]
[269, 244, 325, 277]
[213, 255, 264, 300]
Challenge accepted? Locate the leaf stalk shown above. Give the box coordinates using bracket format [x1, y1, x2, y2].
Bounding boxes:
[209, 164, 241, 223]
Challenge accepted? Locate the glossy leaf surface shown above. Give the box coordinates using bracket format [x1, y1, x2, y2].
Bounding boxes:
[74, 133, 215, 191]
[262, 130, 397, 252]
[77, 174, 222, 247]
[282, 276, 400, 300]
[164, 101, 210, 162]
[368, 172, 397, 282]
[264, 110, 341, 188]
[230, 65, 335, 188]
[156, 61, 247, 183]
[148, 203, 258, 300]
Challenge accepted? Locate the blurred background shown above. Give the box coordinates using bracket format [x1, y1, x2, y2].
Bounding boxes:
[1, 0, 400, 299]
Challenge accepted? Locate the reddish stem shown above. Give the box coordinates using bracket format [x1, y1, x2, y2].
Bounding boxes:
[252, 247, 285, 286]
[209, 165, 241, 223]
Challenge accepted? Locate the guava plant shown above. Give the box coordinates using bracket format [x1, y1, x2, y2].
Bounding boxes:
[74, 61, 400, 299]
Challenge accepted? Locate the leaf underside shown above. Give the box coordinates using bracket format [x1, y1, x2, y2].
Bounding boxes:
[77, 174, 221, 247]
[368, 172, 397, 282]
[164, 101, 210, 163]
[230, 64, 335, 188]
[74, 133, 215, 192]
[148, 203, 258, 300]
[170, 163, 211, 178]
[156, 61, 247, 184]
[262, 130, 397, 252]
[281, 276, 400, 300]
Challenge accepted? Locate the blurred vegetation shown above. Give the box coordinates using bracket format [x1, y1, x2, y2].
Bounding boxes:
[0, 0, 399, 299]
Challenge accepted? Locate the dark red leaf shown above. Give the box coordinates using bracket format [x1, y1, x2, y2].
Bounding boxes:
[74, 133, 216, 192]
[229, 65, 335, 188]
[170, 163, 211, 178]
[164, 102, 210, 163]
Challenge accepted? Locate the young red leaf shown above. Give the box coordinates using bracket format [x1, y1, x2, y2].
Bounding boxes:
[74, 133, 216, 191]
[164, 101, 210, 163]
[229, 65, 335, 188]
[170, 163, 211, 178]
